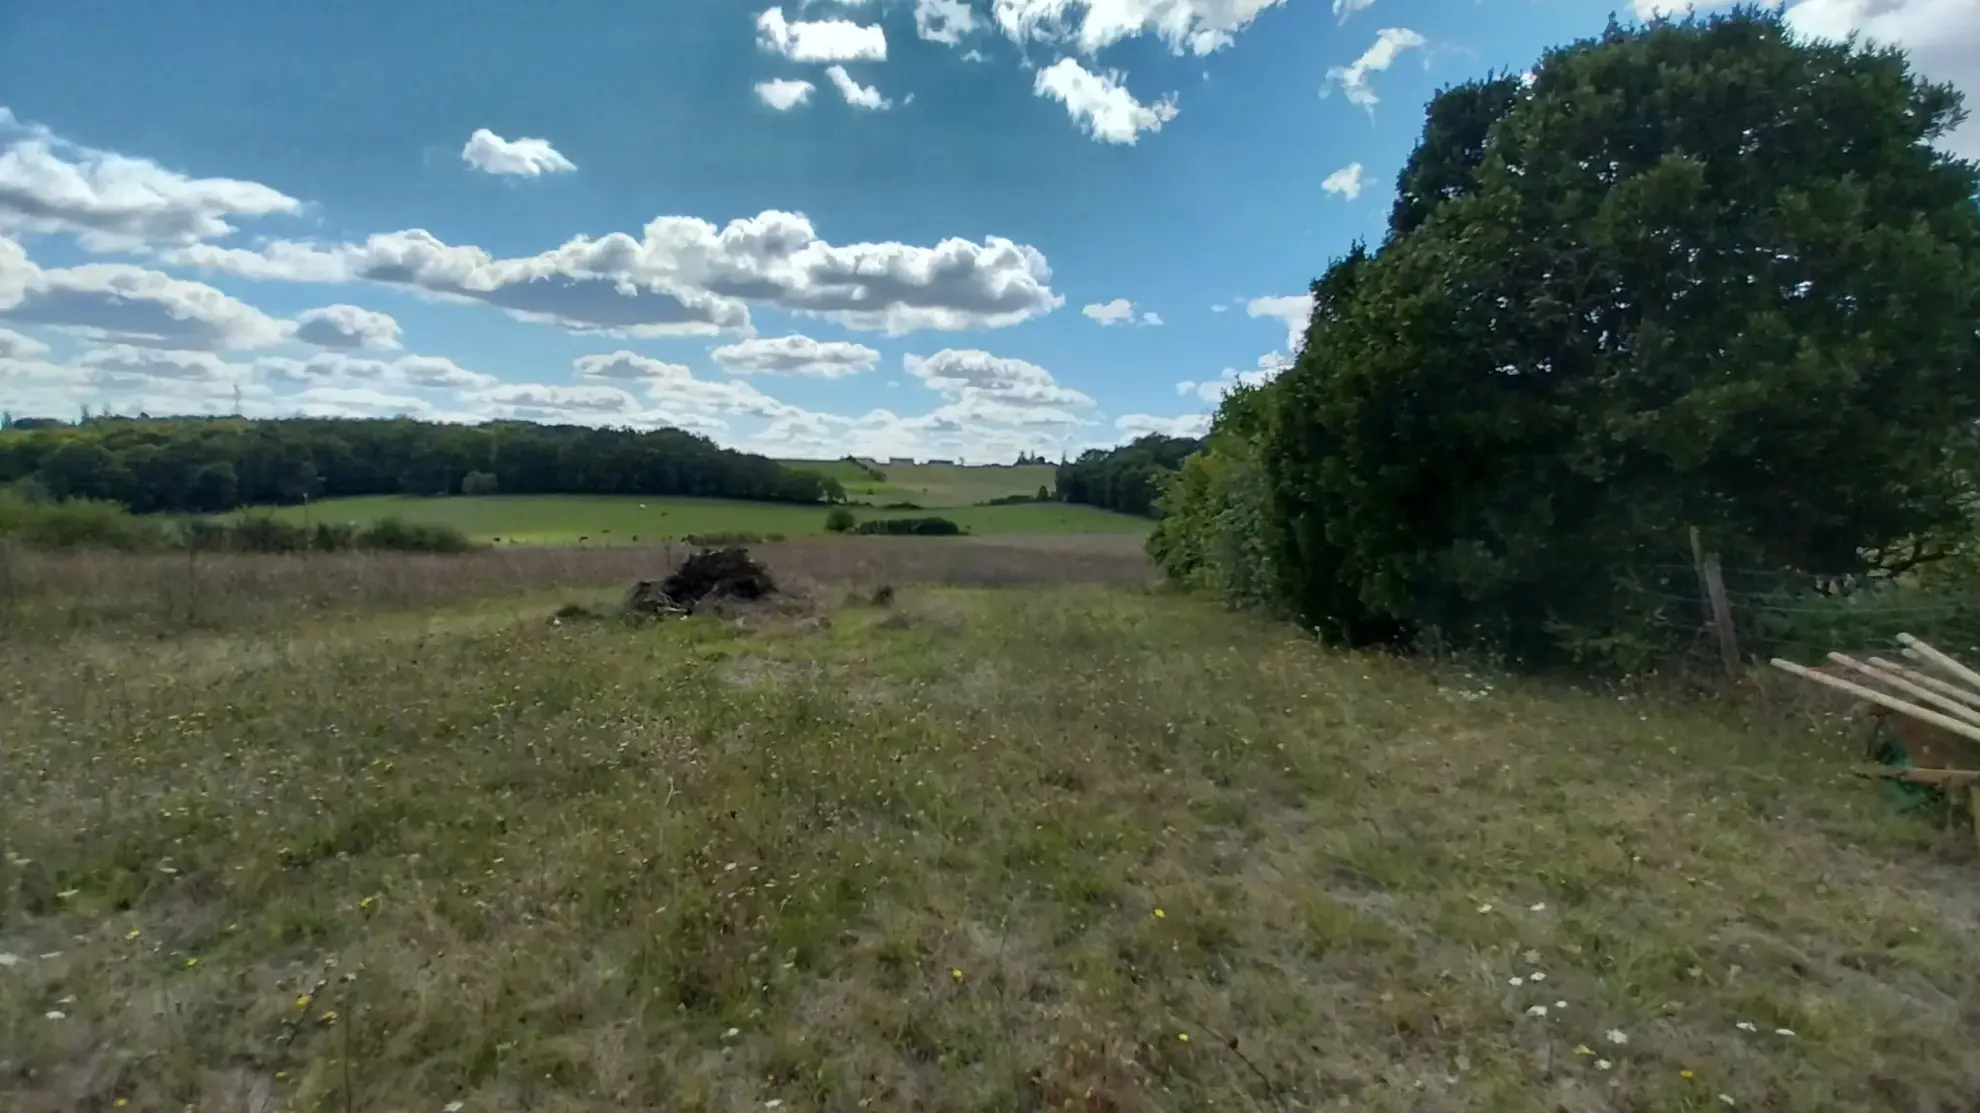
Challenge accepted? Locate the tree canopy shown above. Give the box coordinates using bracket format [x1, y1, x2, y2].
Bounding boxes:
[1056, 434, 1202, 517]
[0, 416, 845, 514]
[1153, 8, 1980, 669]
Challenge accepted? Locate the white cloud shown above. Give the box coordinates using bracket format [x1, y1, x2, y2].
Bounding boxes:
[1082, 298, 1162, 326]
[482, 382, 640, 414]
[255, 351, 498, 390]
[274, 385, 434, 419]
[992, 0, 1287, 56]
[755, 7, 888, 61]
[459, 128, 577, 177]
[292, 304, 403, 350]
[1324, 27, 1425, 109]
[169, 210, 1062, 336]
[1246, 293, 1311, 352]
[573, 350, 802, 418]
[1321, 162, 1366, 200]
[1115, 412, 1209, 438]
[711, 334, 881, 377]
[755, 79, 817, 111]
[0, 239, 287, 351]
[1034, 59, 1178, 144]
[824, 66, 895, 110]
[0, 327, 46, 360]
[79, 344, 243, 384]
[906, 348, 1096, 409]
[1333, 0, 1376, 21]
[1176, 351, 1288, 403]
[916, 0, 979, 44]
[0, 110, 300, 251]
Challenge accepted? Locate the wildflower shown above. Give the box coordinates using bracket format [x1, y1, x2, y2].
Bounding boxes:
[1572, 1045, 1593, 1057]
[1774, 1028, 1796, 1038]
[723, 1027, 741, 1040]
[275, 1073, 288, 1081]
[296, 995, 311, 1010]
[1735, 1021, 1756, 1032]
[1153, 908, 1166, 919]
[1530, 902, 1547, 912]
[125, 929, 141, 940]
[951, 968, 963, 982]
[184, 957, 199, 968]
[766, 1101, 784, 1109]
[1680, 1069, 1696, 1081]
[320, 1010, 339, 1025]
[0, 953, 18, 968]
[1477, 904, 1494, 914]
[444, 1103, 464, 1113]
[1525, 1005, 1549, 1017]
[1719, 1096, 1735, 1107]
[1508, 976, 1524, 987]
[1605, 1029, 1629, 1045]
[45, 1010, 65, 1020]
[114, 1100, 129, 1108]
[359, 896, 376, 911]
[1521, 949, 1541, 964]
[1595, 1059, 1612, 1071]
[1529, 972, 1546, 982]
[1177, 1033, 1191, 1043]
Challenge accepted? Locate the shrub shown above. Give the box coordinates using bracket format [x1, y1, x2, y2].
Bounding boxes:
[852, 516, 962, 536]
[461, 470, 500, 497]
[0, 490, 168, 550]
[825, 506, 857, 533]
[356, 516, 476, 553]
[682, 531, 767, 546]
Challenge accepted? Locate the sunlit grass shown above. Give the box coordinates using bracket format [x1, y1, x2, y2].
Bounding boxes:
[2, 569, 1975, 1111]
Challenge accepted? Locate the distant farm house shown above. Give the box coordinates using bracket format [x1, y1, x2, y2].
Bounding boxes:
[923, 458, 955, 466]
[887, 456, 915, 466]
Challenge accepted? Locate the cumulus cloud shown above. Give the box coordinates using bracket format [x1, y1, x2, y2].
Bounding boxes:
[824, 66, 894, 110]
[0, 239, 287, 351]
[293, 303, 403, 350]
[573, 350, 802, 418]
[1082, 298, 1162, 326]
[992, 0, 1287, 56]
[0, 108, 301, 251]
[1115, 411, 1209, 438]
[169, 210, 1062, 336]
[711, 334, 880, 377]
[0, 326, 46, 360]
[1246, 293, 1312, 352]
[1176, 351, 1288, 403]
[1325, 27, 1425, 109]
[906, 348, 1096, 409]
[916, 0, 979, 44]
[255, 351, 498, 390]
[1783, 0, 1980, 159]
[460, 129, 577, 177]
[1321, 162, 1366, 200]
[79, 344, 243, 384]
[1034, 59, 1178, 144]
[755, 79, 817, 110]
[755, 7, 888, 61]
[1333, 0, 1376, 21]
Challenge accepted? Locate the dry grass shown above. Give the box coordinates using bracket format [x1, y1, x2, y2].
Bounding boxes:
[2, 551, 1978, 1112]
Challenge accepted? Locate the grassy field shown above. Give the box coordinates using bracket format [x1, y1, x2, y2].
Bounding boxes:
[3, 541, 1977, 1112]
[776, 460, 1059, 508]
[241, 494, 1147, 545]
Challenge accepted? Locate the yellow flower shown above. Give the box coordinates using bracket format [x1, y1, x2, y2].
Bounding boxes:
[1572, 1045, 1593, 1057]
[275, 1072, 288, 1081]
[359, 896, 376, 911]
[184, 957, 199, 968]
[113, 1100, 129, 1108]
[1154, 908, 1166, 919]
[1680, 1070, 1696, 1081]
[320, 1010, 339, 1024]
[125, 929, 141, 940]
[1177, 1033, 1191, 1043]
[951, 968, 963, 982]
[296, 995, 311, 1010]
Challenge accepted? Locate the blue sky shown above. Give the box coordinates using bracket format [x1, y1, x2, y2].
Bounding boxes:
[0, 0, 1971, 461]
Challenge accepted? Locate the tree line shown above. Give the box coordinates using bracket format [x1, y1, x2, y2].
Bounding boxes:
[1150, 10, 1980, 671]
[1055, 435, 1201, 517]
[0, 416, 846, 515]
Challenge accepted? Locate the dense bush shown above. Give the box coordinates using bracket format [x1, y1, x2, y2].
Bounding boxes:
[852, 517, 962, 536]
[0, 489, 480, 555]
[825, 507, 857, 533]
[1056, 436, 1199, 517]
[0, 489, 169, 550]
[0, 416, 844, 516]
[1154, 10, 1980, 672]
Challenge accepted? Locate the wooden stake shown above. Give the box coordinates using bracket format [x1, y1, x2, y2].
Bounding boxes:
[1897, 634, 1980, 693]
[1866, 656, 1980, 711]
[1830, 653, 1980, 728]
[1691, 528, 1739, 681]
[1769, 658, 1980, 746]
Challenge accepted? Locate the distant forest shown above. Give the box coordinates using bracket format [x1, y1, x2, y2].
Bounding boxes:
[0, 416, 845, 514]
[1055, 435, 1201, 517]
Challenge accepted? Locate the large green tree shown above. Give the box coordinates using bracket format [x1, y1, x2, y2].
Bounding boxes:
[1181, 9, 1980, 667]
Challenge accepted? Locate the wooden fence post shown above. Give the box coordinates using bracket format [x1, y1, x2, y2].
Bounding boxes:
[1691, 526, 1740, 681]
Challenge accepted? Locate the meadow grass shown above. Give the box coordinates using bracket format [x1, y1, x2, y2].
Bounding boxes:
[2, 545, 1977, 1112]
[774, 461, 1059, 508]
[234, 494, 1144, 545]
